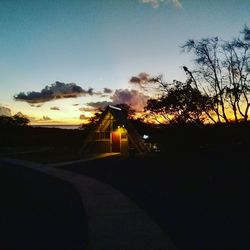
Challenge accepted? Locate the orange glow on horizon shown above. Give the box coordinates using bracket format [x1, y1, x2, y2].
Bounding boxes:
[27, 106, 249, 126]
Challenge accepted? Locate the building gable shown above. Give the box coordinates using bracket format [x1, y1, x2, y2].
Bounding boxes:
[81, 106, 149, 155]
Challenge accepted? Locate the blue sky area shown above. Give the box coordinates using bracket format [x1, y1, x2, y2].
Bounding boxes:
[0, 0, 249, 124]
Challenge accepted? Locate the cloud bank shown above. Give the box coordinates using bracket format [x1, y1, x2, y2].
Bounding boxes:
[130, 72, 152, 86]
[50, 106, 60, 111]
[14, 81, 97, 104]
[111, 89, 149, 111]
[87, 101, 113, 110]
[87, 89, 150, 112]
[79, 107, 96, 112]
[103, 88, 113, 94]
[0, 106, 12, 116]
[140, 0, 182, 8]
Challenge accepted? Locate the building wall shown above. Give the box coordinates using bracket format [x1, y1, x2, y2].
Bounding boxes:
[86, 141, 111, 154]
[85, 139, 129, 155]
[121, 140, 129, 155]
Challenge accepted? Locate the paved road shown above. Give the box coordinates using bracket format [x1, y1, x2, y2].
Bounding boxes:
[1, 158, 176, 250]
[0, 161, 88, 250]
[60, 154, 248, 250]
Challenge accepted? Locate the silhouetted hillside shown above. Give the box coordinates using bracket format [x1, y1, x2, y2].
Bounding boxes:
[0, 126, 87, 152]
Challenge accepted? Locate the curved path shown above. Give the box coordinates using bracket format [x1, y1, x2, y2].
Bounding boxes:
[1, 158, 176, 250]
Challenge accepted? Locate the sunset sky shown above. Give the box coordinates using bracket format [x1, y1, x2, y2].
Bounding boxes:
[0, 0, 249, 124]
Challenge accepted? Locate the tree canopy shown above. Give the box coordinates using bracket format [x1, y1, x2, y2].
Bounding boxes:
[182, 26, 250, 123]
[146, 81, 212, 125]
[144, 26, 250, 125]
[0, 114, 30, 128]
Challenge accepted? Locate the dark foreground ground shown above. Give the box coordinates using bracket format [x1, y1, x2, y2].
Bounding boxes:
[60, 146, 248, 250]
[0, 162, 88, 250]
[1, 124, 249, 249]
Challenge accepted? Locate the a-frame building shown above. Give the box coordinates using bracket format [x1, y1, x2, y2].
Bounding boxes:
[81, 105, 149, 155]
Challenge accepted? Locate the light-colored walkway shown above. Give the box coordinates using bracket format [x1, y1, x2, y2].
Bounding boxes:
[1, 158, 176, 250]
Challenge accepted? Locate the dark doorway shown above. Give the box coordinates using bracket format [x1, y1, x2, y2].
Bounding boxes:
[112, 132, 121, 152]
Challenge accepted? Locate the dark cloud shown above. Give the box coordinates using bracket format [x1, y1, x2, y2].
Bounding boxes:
[31, 104, 42, 108]
[73, 104, 79, 106]
[28, 115, 52, 123]
[86, 89, 150, 112]
[50, 106, 60, 111]
[86, 101, 113, 110]
[103, 88, 113, 94]
[0, 106, 11, 116]
[79, 107, 96, 112]
[41, 116, 51, 121]
[129, 72, 151, 86]
[14, 81, 98, 104]
[111, 89, 149, 111]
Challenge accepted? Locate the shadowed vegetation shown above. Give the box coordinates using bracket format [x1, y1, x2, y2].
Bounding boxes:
[140, 26, 250, 125]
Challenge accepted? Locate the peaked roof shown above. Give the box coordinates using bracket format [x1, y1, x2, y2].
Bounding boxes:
[80, 105, 149, 154]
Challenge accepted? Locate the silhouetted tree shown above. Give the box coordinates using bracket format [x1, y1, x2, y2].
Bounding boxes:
[13, 114, 30, 126]
[0, 115, 29, 128]
[142, 26, 250, 124]
[146, 80, 212, 125]
[88, 112, 102, 124]
[182, 26, 250, 123]
[0, 116, 16, 128]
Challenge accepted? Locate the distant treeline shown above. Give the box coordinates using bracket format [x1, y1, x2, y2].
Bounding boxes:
[0, 115, 29, 128]
[0, 126, 87, 150]
[0, 114, 250, 154]
[131, 120, 250, 153]
[147, 123, 250, 155]
[1, 116, 250, 154]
